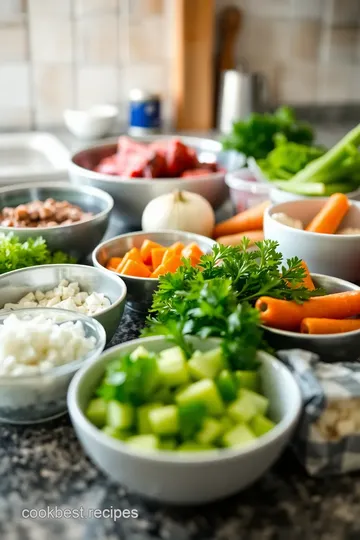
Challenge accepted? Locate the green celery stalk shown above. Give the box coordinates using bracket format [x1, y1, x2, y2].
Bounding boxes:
[289, 123, 360, 184]
[274, 181, 325, 195]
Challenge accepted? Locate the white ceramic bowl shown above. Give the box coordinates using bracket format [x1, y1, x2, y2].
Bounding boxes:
[68, 336, 301, 505]
[64, 105, 119, 140]
[264, 198, 360, 282]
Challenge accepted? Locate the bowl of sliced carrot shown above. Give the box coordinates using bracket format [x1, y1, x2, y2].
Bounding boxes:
[256, 272, 360, 362]
[92, 230, 216, 312]
[264, 193, 360, 282]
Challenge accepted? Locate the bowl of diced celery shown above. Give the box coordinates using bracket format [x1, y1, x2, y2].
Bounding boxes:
[67, 336, 301, 505]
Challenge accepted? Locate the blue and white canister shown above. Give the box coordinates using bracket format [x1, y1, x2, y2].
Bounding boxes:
[128, 89, 162, 136]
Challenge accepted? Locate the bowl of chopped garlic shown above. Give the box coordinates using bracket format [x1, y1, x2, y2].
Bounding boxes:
[0, 264, 127, 343]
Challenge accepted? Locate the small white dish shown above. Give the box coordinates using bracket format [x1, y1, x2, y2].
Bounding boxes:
[264, 198, 360, 282]
[64, 105, 119, 140]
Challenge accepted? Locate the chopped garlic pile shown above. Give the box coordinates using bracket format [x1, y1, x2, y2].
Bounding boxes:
[0, 313, 96, 376]
[3, 280, 111, 316]
[272, 212, 304, 230]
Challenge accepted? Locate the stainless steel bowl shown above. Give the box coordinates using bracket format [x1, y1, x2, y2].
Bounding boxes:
[0, 264, 127, 343]
[92, 230, 216, 312]
[0, 182, 114, 259]
[263, 274, 360, 362]
[69, 135, 230, 226]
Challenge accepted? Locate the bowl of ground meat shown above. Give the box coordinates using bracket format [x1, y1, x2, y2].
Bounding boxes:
[0, 182, 114, 259]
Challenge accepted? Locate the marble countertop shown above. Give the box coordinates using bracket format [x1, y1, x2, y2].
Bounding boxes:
[2, 122, 360, 539]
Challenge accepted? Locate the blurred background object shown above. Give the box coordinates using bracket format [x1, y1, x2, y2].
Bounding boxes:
[0, 0, 359, 132]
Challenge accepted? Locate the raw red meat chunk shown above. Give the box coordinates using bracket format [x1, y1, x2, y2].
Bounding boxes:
[93, 137, 220, 179]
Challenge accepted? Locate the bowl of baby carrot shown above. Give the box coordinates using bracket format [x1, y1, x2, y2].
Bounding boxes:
[264, 193, 360, 282]
[256, 271, 360, 362]
[92, 230, 216, 312]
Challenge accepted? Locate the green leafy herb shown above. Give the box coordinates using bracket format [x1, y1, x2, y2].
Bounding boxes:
[221, 106, 314, 159]
[0, 233, 76, 274]
[97, 351, 159, 406]
[178, 402, 207, 440]
[143, 239, 323, 369]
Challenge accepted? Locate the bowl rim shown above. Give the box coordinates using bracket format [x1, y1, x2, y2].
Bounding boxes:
[69, 136, 225, 186]
[67, 336, 302, 465]
[0, 263, 128, 318]
[225, 169, 271, 194]
[0, 181, 114, 232]
[266, 198, 360, 239]
[92, 229, 217, 283]
[261, 272, 360, 338]
[270, 184, 360, 201]
[0, 307, 106, 381]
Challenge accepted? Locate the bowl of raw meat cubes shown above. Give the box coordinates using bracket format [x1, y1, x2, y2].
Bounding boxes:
[69, 135, 228, 225]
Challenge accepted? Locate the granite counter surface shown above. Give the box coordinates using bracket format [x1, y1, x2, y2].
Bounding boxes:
[1, 308, 360, 540]
[2, 123, 360, 539]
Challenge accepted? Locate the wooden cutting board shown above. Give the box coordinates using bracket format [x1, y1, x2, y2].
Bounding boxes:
[173, 0, 214, 131]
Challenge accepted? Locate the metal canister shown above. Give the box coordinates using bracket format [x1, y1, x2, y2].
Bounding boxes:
[128, 89, 162, 136]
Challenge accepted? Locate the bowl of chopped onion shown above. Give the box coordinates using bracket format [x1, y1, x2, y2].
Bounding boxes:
[0, 264, 127, 342]
[0, 308, 106, 424]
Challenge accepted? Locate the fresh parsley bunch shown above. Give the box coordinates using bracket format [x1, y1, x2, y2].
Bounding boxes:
[0, 233, 76, 274]
[143, 239, 323, 369]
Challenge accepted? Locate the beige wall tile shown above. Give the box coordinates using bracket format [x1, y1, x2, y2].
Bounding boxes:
[290, 0, 325, 20]
[29, 16, 73, 63]
[240, 55, 280, 106]
[129, 0, 165, 18]
[27, 0, 71, 16]
[289, 21, 321, 61]
[75, 14, 118, 64]
[74, 0, 117, 17]
[32, 64, 73, 125]
[123, 63, 168, 97]
[276, 61, 318, 104]
[0, 0, 25, 21]
[328, 0, 360, 27]
[321, 27, 357, 63]
[242, 0, 292, 19]
[0, 108, 31, 129]
[237, 17, 292, 64]
[0, 22, 27, 62]
[76, 66, 118, 109]
[129, 14, 165, 62]
[0, 63, 30, 108]
[317, 64, 353, 102]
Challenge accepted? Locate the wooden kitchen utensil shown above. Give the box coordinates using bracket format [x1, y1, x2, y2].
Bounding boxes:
[218, 6, 242, 71]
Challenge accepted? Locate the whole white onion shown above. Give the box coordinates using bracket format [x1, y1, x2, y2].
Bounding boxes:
[141, 190, 215, 237]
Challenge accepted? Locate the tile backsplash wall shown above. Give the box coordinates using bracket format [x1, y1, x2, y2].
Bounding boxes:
[0, 0, 174, 130]
[216, 0, 360, 107]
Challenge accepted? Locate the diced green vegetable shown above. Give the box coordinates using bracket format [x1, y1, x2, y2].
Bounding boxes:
[149, 405, 179, 436]
[176, 379, 225, 416]
[159, 438, 177, 451]
[222, 424, 257, 448]
[137, 403, 162, 434]
[152, 386, 173, 404]
[239, 388, 269, 416]
[126, 434, 159, 452]
[177, 442, 215, 452]
[157, 346, 189, 387]
[235, 371, 260, 392]
[196, 418, 223, 445]
[86, 398, 107, 427]
[178, 402, 207, 439]
[227, 394, 258, 423]
[216, 370, 237, 401]
[130, 345, 151, 360]
[250, 414, 276, 437]
[107, 401, 134, 430]
[101, 426, 130, 441]
[188, 347, 225, 380]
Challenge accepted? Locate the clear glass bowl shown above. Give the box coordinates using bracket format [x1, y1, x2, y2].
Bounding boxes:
[0, 308, 106, 424]
[226, 168, 271, 214]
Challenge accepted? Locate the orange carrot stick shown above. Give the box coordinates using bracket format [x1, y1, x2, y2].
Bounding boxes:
[216, 230, 264, 246]
[140, 240, 163, 264]
[301, 318, 360, 335]
[151, 247, 166, 269]
[299, 261, 315, 290]
[151, 264, 168, 278]
[256, 290, 360, 331]
[120, 260, 151, 278]
[305, 193, 350, 234]
[181, 242, 204, 264]
[116, 248, 143, 273]
[213, 200, 270, 238]
[169, 242, 185, 255]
